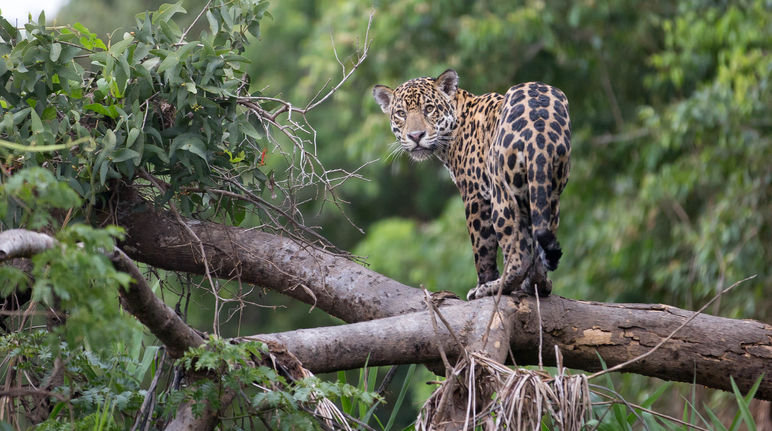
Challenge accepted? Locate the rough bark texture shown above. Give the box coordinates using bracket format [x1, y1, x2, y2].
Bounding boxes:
[110, 248, 205, 358]
[107, 188, 441, 322]
[103, 190, 772, 400]
[247, 295, 772, 399]
[509, 296, 772, 397]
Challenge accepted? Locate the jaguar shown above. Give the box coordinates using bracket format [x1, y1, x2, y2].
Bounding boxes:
[372, 69, 571, 299]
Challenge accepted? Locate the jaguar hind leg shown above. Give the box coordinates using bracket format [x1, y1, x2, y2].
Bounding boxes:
[466, 256, 552, 299]
[520, 255, 552, 297]
[467, 219, 534, 300]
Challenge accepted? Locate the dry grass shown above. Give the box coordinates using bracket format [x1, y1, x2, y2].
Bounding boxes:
[416, 350, 591, 431]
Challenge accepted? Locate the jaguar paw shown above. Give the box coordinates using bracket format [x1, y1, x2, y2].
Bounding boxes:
[467, 278, 502, 300]
[521, 265, 552, 297]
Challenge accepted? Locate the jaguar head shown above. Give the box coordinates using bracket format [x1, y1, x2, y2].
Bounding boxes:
[372, 69, 459, 161]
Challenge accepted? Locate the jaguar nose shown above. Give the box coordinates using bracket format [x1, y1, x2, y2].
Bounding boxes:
[407, 131, 426, 144]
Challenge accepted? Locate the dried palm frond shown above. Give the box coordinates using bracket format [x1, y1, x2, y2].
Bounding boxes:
[417, 348, 591, 430]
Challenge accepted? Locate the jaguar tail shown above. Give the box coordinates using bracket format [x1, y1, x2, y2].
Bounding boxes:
[527, 161, 562, 272]
[535, 229, 562, 271]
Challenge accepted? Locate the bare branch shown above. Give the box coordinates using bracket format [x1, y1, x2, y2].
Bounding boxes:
[179, 0, 212, 43]
[0, 229, 56, 260]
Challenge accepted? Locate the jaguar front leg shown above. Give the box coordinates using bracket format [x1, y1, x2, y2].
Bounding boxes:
[462, 195, 500, 300]
[468, 181, 534, 299]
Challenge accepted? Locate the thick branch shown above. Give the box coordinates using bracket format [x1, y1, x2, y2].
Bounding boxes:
[0, 229, 203, 358]
[245, 295, 772, 400]
[245, 300, 497, 372]
[0, 229, 55, 259]
[110, 248, 204, 358]
[106, 188, 445, 322]
[0, 229, 232, 430]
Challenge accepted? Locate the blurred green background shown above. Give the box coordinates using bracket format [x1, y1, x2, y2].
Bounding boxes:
[46, 0, 772, 425]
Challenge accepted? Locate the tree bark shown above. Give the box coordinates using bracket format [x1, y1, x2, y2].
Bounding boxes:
[110, 248, 205, 358]
[248, 295, 772, 399]
[107, 188, 439, 322]
[101, 190, 772, 400]
[0, 229, 55, 259]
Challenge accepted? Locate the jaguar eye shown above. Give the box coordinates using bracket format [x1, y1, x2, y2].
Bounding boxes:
[394, 109, 406, 118]
[424, 105, 435, 115]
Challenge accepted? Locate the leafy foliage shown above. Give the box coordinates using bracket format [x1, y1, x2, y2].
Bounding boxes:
[1, 0, 270, 221]
[559, 0, 770, 313]
[0, 166, 82, 229]
[0, 1, 377, 428]
[589, 356, 764, 430]
[0, 166, 135, 349]
[0, 330, 155, 429]
[175, 335, 382, 429]
[354, 198, 475, 296]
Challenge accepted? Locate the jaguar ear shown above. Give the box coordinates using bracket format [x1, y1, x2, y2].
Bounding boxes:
[435, 69, 458, 99]
[372, 85, 394, 114]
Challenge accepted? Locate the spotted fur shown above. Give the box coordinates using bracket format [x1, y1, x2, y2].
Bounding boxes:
[373, 69, 571, 299]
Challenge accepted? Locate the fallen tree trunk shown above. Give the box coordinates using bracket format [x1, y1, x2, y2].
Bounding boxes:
[101, 190, 772, 400]
[250, 295, 772, 399]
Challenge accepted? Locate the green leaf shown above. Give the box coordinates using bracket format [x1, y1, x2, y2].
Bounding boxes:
[176, 42, 199, 60]
[172, 134, 208, 163]
[239, 119, 262, 140]
[337, 371, 352, 414]
[41, 106, 57, 121]
[152, 2, 187, 26]
[84, 103, 120, 119]
[99, 159, 110, 185]
[157, 53, 179, 74]
[103, 129, 117, 150]
[0, 267, 29, 296]
[126, 128, 140, 148]
[93, 37, 108, 51]
[29, 109, 44, 136]
[385, 364, 415, 431]
[731, 376, 761, 431]
[640, 381, 673, 409]
[109, 35, 134, 55]
[48, 402, 67, 421]
[205, 10, 219, 35]
[0, 15, 19, 42]
[247, 21, 261, 39]
[183, 82, 197, 94]
[143, 144, 169, 164]
[49, 43, 62, 62]
[111, 148, 140, 164]
[72, 22, 90, 35]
